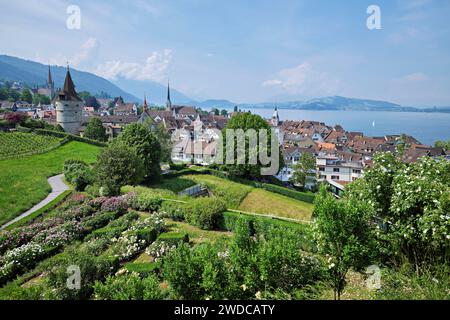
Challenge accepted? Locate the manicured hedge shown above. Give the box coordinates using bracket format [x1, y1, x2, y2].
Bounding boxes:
[219, 211, 315, 252]
[33, 128, 107, 147]
[124, 261, 161, 276]
[260, 184, 315, 203]
[157, 232, 189, 246]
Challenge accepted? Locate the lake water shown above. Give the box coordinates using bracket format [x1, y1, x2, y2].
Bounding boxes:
[222, 108, 450, 146]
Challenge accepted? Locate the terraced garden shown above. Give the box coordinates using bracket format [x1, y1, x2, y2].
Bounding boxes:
[0, 132, 63, 159]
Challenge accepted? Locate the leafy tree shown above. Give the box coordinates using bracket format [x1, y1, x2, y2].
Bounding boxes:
[20, 89, 33, 103]
[222, 113, 282, 179]
[291, 153, 316, 189]
[84, 117, 108, 142]
[114, 123, 162, 183]
[4, 112, 28, 125]
[434, 139, 450, 150]
[9, 89, 20, 101]
[211, 108, 220, 116]
[345, 153, 450, 273]
[94, 142, 145, 195]
[314, 186, 375, 300]
[78, 91, 91, 102]
[220, 109, 228, 117]
[32, 94, 51, 105]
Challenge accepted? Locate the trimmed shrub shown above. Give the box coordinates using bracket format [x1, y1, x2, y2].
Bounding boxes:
[160, 201, 188, 221]
[157, 232, 189, 246]
[93, 272, 163, 300]
[185, 197, 227, 230]
[135, 193, 162, 212]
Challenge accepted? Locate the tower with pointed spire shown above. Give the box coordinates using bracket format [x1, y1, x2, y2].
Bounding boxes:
[166, 81, 172, 111]
[55, 66, 83, 134]
[271, 107, 280, 127]
[47, 65, 55, 99]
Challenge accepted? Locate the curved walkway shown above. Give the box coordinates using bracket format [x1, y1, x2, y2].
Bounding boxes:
[0, 174, 69, 230]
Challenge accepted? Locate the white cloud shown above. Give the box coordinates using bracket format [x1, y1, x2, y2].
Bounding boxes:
[34, 37, 98, 69]
[394, 72, 428, 83]
[262, 63, 340, 96]
[96, 49, 172, 82]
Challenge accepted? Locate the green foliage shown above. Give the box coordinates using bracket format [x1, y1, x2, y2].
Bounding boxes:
[94, 143, 145, 196]
[84, 117, 108, 142]
[20, 88, 32, 103]
[345, 153, 450, 271]
[93, 272, 163, 300]
[0, 141, 100, 226]
[314, 186, 375, 300]
[434, 139, 450, 150]
[94, 273, 163, 300]
[0, 132, 62, 159]
[291, 153, 316, 189]
[186, 174, 252, 208]
[132, 193, 163, 212]
[163, 224, 325, 300]
[63, 159, 93, 191]
[185, 197, 227, 230]
[124, 261, 161, 277]
[45, 249, 120, 300]
[157, 232, 190, 246]
[114, 123, 162, 183]
[223, 112, 282, 178]
[376, 264, 450, 300]
[160, 201, 188, 221]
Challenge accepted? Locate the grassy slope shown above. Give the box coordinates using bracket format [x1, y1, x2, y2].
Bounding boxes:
[0, 141, 100, 225]
[238, 188, 314, 221]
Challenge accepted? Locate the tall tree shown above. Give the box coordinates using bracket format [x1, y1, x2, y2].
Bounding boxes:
[20, 89, 32, 103]
[114, 123, 162, 183]
[84, 117, 108, 142]
[223, 112, 282, 179]
[95, 142, 144, 196]
[314, 187, 374, 300]
[291, 152, 316, 189]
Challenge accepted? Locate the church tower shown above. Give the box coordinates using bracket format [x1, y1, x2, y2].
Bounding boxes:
[47, 65, 55, 99]
[55, 66, 83, 135]
[271, 107, 280, 127]
[166, 81, 172, 111]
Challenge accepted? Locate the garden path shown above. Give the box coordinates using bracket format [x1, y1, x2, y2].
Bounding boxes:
[0, 174, 69, 230]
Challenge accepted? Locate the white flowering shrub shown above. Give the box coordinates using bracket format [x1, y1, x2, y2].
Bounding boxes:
[0, 243, 45, 284]
[145, 241, 176, 262]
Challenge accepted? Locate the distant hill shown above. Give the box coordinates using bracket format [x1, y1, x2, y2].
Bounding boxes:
[197, 99, 236, 109]
[111, 77, 195, 106]
[240, 96, 417, 111]
[0, 55, 139, 102]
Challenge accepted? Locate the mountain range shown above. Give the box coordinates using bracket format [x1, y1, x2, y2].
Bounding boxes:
[1, 54, 449, 113]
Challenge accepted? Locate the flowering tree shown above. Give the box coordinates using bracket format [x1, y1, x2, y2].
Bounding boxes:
[345, 153, 450, 273]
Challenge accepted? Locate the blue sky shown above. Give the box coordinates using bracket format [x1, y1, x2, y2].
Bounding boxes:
[1, 0, 450, 105]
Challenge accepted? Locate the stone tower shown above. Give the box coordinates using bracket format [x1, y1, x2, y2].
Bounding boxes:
[55, 67, 83, 135]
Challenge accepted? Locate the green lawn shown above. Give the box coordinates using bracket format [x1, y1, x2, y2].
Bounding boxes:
[184, 174, 253, 208]
[164, 218, 233, 245]
[0, 141, 100, 226]
[238, 188, 314, 221]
